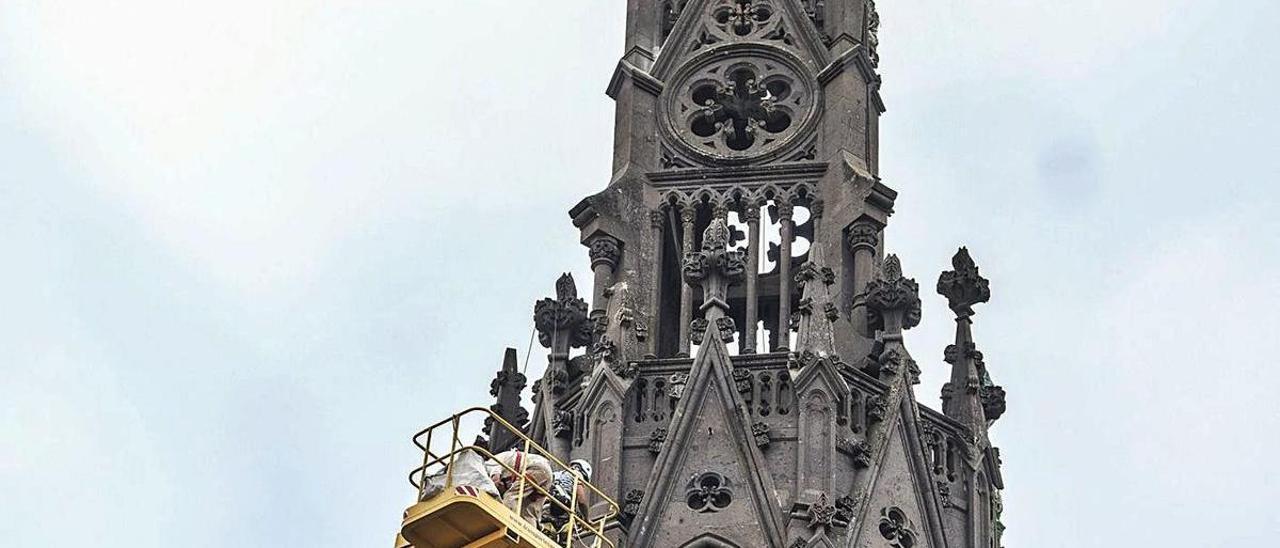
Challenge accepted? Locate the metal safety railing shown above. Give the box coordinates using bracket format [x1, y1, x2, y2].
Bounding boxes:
[407, 407, 619, 548]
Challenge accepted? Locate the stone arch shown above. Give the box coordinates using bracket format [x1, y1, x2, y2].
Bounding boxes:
[589, 400, 622, 496]
[787, 182, 817, 205]
[797, 388, 834, 494]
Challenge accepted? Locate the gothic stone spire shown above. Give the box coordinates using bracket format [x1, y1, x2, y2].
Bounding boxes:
[532, 273, 592, 458]
[937, 247, 1004, 429]
[484, 348, 528, 452]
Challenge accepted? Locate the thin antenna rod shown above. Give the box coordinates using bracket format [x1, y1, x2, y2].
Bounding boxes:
[522, 328, 536, 375]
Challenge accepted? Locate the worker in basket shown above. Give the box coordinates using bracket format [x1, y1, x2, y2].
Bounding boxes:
[485, 449, 554, 526]
[543, 459, 593, 541]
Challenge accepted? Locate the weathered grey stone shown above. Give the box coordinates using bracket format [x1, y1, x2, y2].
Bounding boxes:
[423, 3, 1015, 547]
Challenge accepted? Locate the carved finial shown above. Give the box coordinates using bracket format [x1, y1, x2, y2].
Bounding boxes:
[937, 247, 990, 318]
[865, 254, 922, 333]
[684, 218, 747, 320]
[703, 217, 731, 251]
[882, 254, 903, 280]
[484, 348, 529, 452]
[555, 273, 577, 301]
[535, 273, 593, 349]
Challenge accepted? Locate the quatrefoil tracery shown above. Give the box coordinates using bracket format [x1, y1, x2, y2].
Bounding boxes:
[666, 48, 815, 162]
[690, 67, 794, 152]
[712, 0, 775, 37]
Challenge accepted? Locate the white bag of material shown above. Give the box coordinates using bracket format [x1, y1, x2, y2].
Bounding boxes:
[420, 449, 501, 501]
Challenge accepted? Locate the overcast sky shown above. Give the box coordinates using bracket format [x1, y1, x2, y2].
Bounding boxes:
[2, 1, 1278, 546]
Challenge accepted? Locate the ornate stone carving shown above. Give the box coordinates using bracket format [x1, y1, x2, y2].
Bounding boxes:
[937, 481, 954, 509]
[806, 494, 837, 529]
[982, 384, 1007, 422]
[865, 0, 881, 67]
[878, 506, 918, 548]
[489, 368, 525, 398]
[795, 296, 814, 318]
[937, 247, 990, 318]
[649, 427, 668, 455]
[866, 394, 888, 423]
[610, 360, 640, 380]
[545, 368, 569, 395]
[865, 255, 922, 331]
[715, 316, 737, 343]
[590, 334, 617, 364]
[733, 369, 754, 394]
[534, 273, 593, 349]
[834, 495, 856, 524]
[668, 373, 690, 399]
[690, 317, 709, 345]
[620, 488, 645, 526]
[823, 302, 839, 322]
[752, 422, 772, 449]
[790, 492, 850, 532]
[837, 436, 873, 468]
[905, 356, 921, 385]
[943, 343, 963, 365]
[684, 218, 747, 317]
[663, 45, 819, 163]
[846, 219, 880, 252]
[711, 0, 776, 37]
[552, 410, 574, 439]
[588, 234, 623, 270]
[685, 472, 733, 513]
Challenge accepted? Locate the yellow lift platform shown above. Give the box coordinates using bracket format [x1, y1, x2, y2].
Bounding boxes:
[398, 407, 618, 548]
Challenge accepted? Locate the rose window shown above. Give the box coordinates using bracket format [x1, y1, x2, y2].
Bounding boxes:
[664, 47, 817, 162]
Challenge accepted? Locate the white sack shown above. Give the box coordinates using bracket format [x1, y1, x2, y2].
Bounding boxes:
[420, 449, 500, 501]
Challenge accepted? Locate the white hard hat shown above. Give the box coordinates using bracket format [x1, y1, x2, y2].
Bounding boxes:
[569, 459, 592, 481]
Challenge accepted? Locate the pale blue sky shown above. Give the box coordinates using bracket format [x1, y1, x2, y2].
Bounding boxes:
[2, 1, 1278, 546]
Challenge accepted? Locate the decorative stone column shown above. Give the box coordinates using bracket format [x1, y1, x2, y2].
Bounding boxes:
[742, 204, 762, 354]
[588, 234, 623, 316]
[649, 209, 666, 358]
[776, 201, 795, 352]
[846, 217, 881, 338]
[533, 273, 593, 459]
[678, 206, 697, 357]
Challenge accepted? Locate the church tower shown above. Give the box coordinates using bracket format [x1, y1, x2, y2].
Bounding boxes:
[444, 2, 1010, 547]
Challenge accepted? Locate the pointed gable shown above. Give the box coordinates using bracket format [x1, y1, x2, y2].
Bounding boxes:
[628, 336, 787, 548]
[792, 356, 849, 497]
[580, 365, 631, 499]
[849, 416, 946, 548]
[653, 0, 830, 79]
